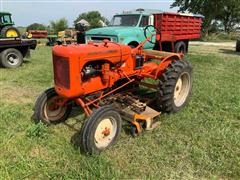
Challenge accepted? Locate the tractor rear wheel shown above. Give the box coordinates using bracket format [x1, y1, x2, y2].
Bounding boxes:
[236, 39, 240, 52]
[0, 48, 23, 68]
[1, 26, 20, 38]
[34, 88, 72, 125]
[80, 106, 122, 154]
[156, 60, 192, 113]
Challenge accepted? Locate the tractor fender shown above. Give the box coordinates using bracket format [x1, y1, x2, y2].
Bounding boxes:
[155, 54, 183, 79]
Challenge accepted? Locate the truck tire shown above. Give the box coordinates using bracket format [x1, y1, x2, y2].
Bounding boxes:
[174, 41, 187, 54]
[1, 26, 20, 38]
[156, 60, 192, 113]
[236, 39, 240, 52]
[0, 48, 23, 68]
[80, 106, 122, 154]
[34, 88, 72, 125]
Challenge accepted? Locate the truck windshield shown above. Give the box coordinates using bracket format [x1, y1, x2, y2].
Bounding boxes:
[110, 15, 140, 26]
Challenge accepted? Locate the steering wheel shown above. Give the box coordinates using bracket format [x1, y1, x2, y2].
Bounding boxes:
[144, 25, 160, 44]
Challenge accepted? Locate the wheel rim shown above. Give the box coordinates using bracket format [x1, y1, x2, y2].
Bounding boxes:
[179, 45, 185, 53]
[43, 96, 67, 121]
[6, 29, 18, 37]
[6, 53, 19, 65]
[174, 72, 191, 107]
[94, 117, 118, 149]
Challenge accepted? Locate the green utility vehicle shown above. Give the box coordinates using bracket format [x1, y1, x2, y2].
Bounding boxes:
[0, 12, 20, 38]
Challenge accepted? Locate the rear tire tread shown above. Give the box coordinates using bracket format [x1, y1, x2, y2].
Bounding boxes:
[156, 60, 192, 113]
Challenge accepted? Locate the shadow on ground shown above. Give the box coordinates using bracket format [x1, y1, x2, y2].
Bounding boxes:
[219, 48, 240, 55]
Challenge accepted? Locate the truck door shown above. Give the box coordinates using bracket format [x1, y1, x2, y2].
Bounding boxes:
[139, 15, 156, 49]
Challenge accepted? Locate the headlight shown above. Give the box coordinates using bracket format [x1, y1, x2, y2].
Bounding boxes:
[111, 37, 118, 42]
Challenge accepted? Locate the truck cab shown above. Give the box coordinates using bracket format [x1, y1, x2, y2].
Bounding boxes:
[85, 9, 161, 49]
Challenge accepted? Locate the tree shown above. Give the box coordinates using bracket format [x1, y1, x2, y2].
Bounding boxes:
[171, 0, 221, 35]
[26, 23, 46, 31]
[74, 11, 109, 29]
[50, 18, 68, 34]
[216, 0, 240, 32]
[171, 0, 240, 34]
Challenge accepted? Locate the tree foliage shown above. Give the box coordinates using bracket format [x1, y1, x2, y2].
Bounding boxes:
[171, 0, 240, 33]
[50, 18, 68, 34]
[74, 11, 109, 29]
[217, 0, 240, 32]
[26, 23, 46, 31]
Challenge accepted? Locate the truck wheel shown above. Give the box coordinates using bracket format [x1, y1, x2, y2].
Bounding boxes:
[1, 26, 20, 38]
[80, 106, 122, 154]
[156, 60, 192, 113]
[34, 88, 72, 125]
[236, 39, 240, 52]
[0, 48, 23, 68]
[174, 41, 187, 54]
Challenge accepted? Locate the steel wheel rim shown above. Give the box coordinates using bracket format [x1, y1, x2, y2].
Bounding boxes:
[6, 30, 18, 37]
[6, 53, 19, 65]
[94, 117, 117, 149]
[43, 96, 67, 121]
[174, 72, 191, 107]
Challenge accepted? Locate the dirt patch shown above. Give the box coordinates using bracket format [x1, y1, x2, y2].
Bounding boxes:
[189, 41, 236, 47]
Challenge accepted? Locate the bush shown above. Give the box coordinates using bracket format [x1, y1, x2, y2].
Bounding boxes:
[27, 23, 46, 31]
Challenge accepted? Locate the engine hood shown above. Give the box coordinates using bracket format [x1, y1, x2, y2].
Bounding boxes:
[86, 26, 137, 36]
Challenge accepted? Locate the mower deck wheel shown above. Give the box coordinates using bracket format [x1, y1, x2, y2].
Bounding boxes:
[34, 87, 72, 125]
[156, 60, 192, 113]
[80, 106, 122, 154]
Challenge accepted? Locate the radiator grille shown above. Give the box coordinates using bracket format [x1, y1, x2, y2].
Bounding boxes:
[53, 55, 70, 89]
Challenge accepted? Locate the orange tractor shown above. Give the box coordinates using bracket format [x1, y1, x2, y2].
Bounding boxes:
[34, 26, 192, 154]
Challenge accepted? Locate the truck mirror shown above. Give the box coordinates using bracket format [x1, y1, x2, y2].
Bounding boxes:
[149, 15, 154, 26]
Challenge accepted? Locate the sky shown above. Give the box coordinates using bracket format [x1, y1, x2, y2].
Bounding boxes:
[0, 0, 177, 27]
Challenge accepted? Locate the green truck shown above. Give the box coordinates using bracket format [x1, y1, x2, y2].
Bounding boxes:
[0, 12, 20, 38]
[85, 9, 203, 53]
[85, 9, 161, 49]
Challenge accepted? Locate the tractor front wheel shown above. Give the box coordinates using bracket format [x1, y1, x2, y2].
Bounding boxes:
[156, 60, 192, 113]
[80, 106, 122, 154]
[1, 26, 20, 38]
[34, 88, 72, 125]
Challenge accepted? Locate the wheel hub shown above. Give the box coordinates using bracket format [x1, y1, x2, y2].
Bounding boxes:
[6, 29, 18, 37]
[43, 96, 67, 121]
[173, 72, 190, 107]
[7, 53, 19, 65]
[94, 118, 117, 148]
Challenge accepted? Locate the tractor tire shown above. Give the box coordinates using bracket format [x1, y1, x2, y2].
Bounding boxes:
[156, 60, 192, 113]
[236, 39, 240, 52]
[34, 87, 72, 125]
[0, 48, 23, 68]
[174, 41, 187, 54]
[80, 106, 122, 154]
[1, 26, 20, 38]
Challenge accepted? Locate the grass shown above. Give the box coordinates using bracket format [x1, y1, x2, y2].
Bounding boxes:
[0, 44, 240, 179]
